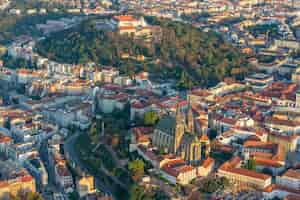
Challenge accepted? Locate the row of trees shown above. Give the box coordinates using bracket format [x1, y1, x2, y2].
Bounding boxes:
[0, 10, 74, 44]
[247, 23, 281, 38]
[1, 54, 37, 69]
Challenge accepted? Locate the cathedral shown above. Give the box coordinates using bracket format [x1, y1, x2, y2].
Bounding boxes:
[152, 102, 210, 166]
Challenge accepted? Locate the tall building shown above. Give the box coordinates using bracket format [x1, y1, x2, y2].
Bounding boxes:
[152, 103, 210, 166]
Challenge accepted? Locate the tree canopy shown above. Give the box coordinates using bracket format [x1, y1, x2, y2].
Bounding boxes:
[128, 159, 145, 181]
[198, 176, 230, 193]
[36, 17, 249, 87]
[143, 111, 159, 126]
[129, 185, 170, 200]
[243, 157, 256, 171]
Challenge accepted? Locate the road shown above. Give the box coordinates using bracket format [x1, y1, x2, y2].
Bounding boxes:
[63, 131, 114, 198]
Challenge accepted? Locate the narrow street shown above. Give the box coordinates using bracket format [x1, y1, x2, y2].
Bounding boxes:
[63, 131, 115, 198]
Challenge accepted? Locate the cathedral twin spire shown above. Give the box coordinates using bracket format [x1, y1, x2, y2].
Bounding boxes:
[187, 98, 195, 134]
[175, 98, 195, 134]
[174, 98, 195, 153]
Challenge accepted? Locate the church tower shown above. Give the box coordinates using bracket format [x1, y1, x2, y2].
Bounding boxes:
[187, 99, 195, 134]
[174, 104, 185, 154]
[187, 137, 202, 166]
[200, 133, 210, 159]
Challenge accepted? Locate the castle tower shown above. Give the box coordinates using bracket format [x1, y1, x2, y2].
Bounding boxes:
[174, 104, 185, 154]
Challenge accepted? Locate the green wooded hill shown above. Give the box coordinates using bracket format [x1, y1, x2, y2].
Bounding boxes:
[36, 17, 249, 88]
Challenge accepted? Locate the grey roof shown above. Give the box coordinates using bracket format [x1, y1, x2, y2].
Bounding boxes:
[156, 115, 176, 136]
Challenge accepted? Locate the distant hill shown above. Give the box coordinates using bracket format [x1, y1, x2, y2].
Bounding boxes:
[36, 17, 249, 88]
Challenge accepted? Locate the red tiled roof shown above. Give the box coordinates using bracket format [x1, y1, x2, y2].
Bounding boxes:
[283, 169, 300, 180]
[161, 160, 194, 177]
[199, 134, 209, 141]
[119, 26, 136, 30]
[255, 157, 283, 168]
[21, 175, 33, 183]
[264, 184, 300, 195]
[202, 157, 214, 168]
[244, 141, 275, 149]
[284, 194, 300, 200]
[228, 168, 271, 180]
[219, 156, 241, 171]
[132, 127, 154, 135]
[266, 117, 299, 127]
[219, 117, 236, 125]
[0, 181, 9, 188]
[190, 89, 211, 97]
[131, 101, 151, 109]
[113, 15, 137, 22]
[0, 133, 12, 144]
[230, 156, 242, 167]
[250, 152, 273, 159]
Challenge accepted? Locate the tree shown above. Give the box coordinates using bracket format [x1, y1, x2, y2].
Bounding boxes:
[153, 191, 170, 200]
[177, 70, 193, 90]
[4, 117, 11, 130]
[143, 111, 159, 126]
[128, 159, 145, 181]
[68, 191, 80, 200]
[89, 123, 98, 143]
[198, 177, 230, 193]
[208, 128, 218, 140]
[244, 157, 256, 171]
[129, 185, 147, 200]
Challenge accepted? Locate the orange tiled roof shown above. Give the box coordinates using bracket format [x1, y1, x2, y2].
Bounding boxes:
[284, 194, 300, 200]
[264, 184, 300, 195]
[0, 181, 9, 188]
[113, 15, 137, 22]
[119, 26, 136, 31]
[283, 169, 300, 180]
[244, 141, 275, 149]
[228, 167, 271, 180]
[21, 175, 33, 182]
[0, 133, 12, 144]
[201, 157, 214, 168]
[255, 157, 283, 168]
[162, 162, 194, 177]
[219, 156, 241, 171]
[199, 134, 209, 141]
[250, 152, 273, 159]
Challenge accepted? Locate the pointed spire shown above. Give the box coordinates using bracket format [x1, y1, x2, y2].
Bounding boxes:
[175, 100, 181, 121]
[174, 100, 184, 154]
[187, 97, 194, 134]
